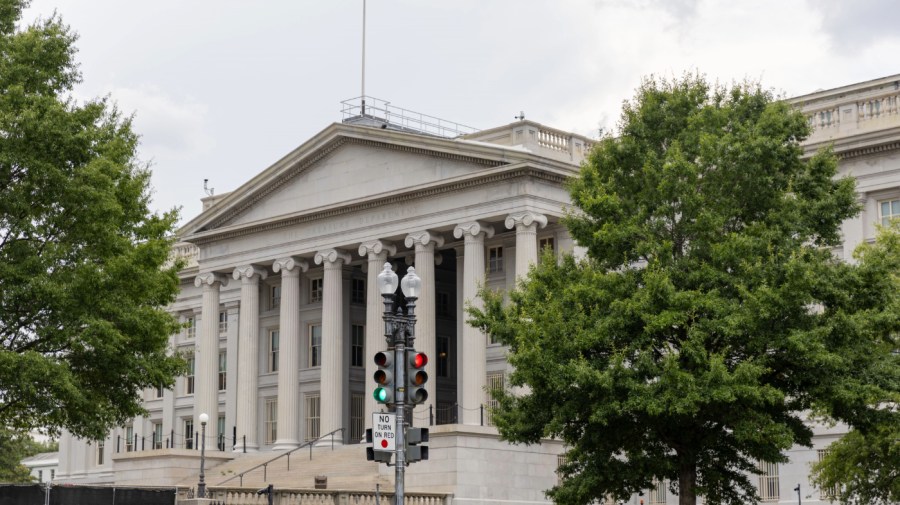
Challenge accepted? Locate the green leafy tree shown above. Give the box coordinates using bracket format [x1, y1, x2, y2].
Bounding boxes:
[809, 222, 900, 505]
[0, 0, 185, 441]
[0, 428, 57, 483]
[470, 75, 900, 505]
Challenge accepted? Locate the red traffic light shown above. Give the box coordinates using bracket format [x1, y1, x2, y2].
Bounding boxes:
[409, 352, 427, 369]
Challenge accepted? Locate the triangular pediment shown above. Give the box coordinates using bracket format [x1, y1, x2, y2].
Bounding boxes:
[178, 123, 525, 238]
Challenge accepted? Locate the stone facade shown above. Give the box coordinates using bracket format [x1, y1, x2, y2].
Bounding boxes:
[56, 75, 900, 505]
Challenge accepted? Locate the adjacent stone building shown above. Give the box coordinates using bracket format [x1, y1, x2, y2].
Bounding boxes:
[55, 75, 900, 504]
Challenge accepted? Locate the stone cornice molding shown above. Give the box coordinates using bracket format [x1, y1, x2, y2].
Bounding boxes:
[187, 165, 567, 246]
[273, 257, 309, 274]
[505, 211, 548, 230]
[839, 140, 900, 160]
[232, 265, 268, 282]
[454, 221, 495, 240]
[404, 230, 445, 249]
[358, 240, 397, 258]
[194, 272, 228, 288]
[314, 249, 353, 266]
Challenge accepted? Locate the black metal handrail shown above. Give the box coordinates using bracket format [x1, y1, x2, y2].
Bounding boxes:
[217, 428, 344, 487]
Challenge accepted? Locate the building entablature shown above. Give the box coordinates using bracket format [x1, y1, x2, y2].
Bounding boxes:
[794, 74, 900, 158]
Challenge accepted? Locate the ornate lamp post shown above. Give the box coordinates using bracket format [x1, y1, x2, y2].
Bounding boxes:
[198, 412, 209, 498]
[375, 262, 421, 505]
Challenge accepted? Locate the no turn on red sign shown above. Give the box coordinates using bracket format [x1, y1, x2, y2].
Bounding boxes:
[372, 412, 396, 451]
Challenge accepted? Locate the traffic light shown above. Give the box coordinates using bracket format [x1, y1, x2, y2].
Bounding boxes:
[406, 350, 428, 404]
[406, 427, 429, 463]
[365, 429, 392, 464]
[373, 351, 395, 405]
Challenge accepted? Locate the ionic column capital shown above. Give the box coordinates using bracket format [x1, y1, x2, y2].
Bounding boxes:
[404, 230, 445, 249]
[314, 248, 352, 267]
[358, 240, 397, 258]
[273, 257, 309, 274]
[453, 221, 495, 240]
[194, 272, 228, 288]
[505, 211, 548, 231]
[232, 265, 268, 282]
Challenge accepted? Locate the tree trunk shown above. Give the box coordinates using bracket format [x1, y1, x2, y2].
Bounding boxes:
[679, 462, 697, 505]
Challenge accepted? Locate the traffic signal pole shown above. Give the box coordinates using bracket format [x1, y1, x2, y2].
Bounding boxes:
[376, 264, 427, 505]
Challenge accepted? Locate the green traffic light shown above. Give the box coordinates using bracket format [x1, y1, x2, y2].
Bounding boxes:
[374, 387, 388, 402]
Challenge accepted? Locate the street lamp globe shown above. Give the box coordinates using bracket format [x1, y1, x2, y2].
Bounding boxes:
[401, 266, 421, 298]
[377, 262, 399, 295]
[199, 413, 209, 425]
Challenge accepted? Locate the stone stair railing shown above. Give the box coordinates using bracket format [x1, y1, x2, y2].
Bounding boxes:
[179, 487, 451, 505]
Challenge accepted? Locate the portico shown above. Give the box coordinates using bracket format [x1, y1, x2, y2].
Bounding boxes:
[164, 119, 589, 448]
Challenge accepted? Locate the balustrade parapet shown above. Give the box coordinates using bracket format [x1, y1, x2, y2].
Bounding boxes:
[167, 241, 200, 270]
[179, 486, 451, 505]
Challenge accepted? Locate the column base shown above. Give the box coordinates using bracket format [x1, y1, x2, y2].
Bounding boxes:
[272, 439, 301, 451]
[314, 433, 344, 448]
[232, 443, 259, 454]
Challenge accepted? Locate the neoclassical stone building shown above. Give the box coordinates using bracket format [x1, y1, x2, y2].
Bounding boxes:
[56, 75, 900, 505]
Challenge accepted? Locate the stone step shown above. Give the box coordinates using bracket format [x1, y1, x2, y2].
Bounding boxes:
[183, 443, 390, 491]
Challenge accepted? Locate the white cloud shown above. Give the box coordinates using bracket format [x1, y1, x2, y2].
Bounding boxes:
[106, 85, 215, 160]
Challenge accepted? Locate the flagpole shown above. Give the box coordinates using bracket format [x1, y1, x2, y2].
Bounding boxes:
[361, 0, 366, 116]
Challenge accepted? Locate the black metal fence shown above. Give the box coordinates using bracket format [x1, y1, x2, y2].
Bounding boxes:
[0, 484, 176, 505]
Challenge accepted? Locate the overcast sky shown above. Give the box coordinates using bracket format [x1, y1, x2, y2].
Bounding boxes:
[21, 0, 900, 225]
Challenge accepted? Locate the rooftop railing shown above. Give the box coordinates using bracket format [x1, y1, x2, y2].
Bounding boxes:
[340, 96, 479, 138]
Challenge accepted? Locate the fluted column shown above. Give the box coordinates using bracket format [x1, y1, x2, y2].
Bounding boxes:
[453, 221, 494, 425]
[359, 240, 397, 433]
[405, 230, 444, 413]
[232, 265, 267, 452]
[315, 248, 353, 444]
[272, 257, 307, 450]
[505, 211, 548, 278]
[194, 273, 227, 432]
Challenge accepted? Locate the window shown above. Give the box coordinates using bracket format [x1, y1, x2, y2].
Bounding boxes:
[265, 398, 277, 445]
[217, 415, 226, 451]
[305, 394, 321, 441]
[879, 198, 900, 227]
[184, 419, 194, 450]
[268, 329, 279, 373]
[818, 449, 840, 500]
[437, 336, 449, 377]
[351, 325, 365, 368]
[436, 401, 455, 425]
[218, 310, 228, 334]
[350, 393, 365, 442]
[50, 469, 54, 480]
[539, 237, 555, 261]
[185, 355, 195, 395]
[485, 372, 505, 426]
[152, 423, 163, 450]
[97, 441, 104, 465]
[437, 292, 450, 316]
[125, 425, 134, 452]
[648, 480, 667, 505]
[556, 454, 567, 486]
[155, 384, 164, 398]
[38, 470, 43, 482]
[351, 278, 365, 304]
[758, 461, 780, 501]
[488, 246, 503, 273]
[309, 324, 322, 367]
[269, 285, 281, 310]
[218, 351, 227, 391]
[185, 316, 195, 339]
[310, 278, 323, 303]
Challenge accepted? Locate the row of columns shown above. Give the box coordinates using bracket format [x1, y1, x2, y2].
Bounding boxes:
[191, 212, 548, 452]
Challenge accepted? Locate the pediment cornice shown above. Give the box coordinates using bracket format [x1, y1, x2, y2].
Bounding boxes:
[185, 163, 569, 246]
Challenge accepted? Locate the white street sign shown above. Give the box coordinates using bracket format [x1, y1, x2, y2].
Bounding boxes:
[372, 412, 396, 452]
